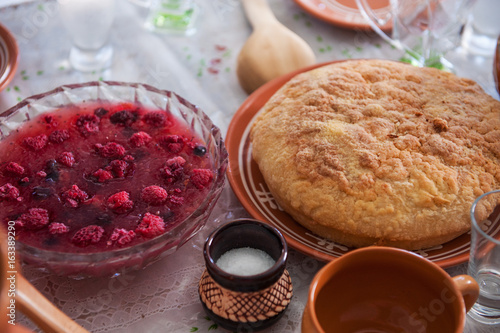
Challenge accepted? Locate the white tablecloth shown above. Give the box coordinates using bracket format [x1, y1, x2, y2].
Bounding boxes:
[1, 0, 499, 332]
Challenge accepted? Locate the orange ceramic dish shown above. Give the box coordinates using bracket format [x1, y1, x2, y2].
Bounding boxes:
[293, 0, 391, 31]
[226, 60, 472, 268]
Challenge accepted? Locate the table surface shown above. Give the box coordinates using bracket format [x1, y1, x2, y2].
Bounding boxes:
[1, 0, 499, 332]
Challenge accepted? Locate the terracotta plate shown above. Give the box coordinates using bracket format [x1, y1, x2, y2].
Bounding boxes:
[0, 22, 18, 93]
[226, 60, 471, 268]
[293, 0, 391, 31]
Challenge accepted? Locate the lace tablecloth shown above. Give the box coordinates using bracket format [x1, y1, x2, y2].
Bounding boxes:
[1, 0, 499, 332]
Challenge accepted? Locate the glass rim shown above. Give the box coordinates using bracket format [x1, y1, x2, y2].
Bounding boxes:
[470, 189, 500, 245]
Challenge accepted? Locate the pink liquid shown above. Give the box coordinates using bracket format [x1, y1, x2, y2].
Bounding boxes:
[0, 102, 212, 253]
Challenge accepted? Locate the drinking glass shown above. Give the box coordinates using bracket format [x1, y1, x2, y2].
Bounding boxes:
[467, 189, 500, 324]
[58, 0, 116, 72]
[356, 0, 475, 70]
[461, 0, 500, 56]
[129, 0, 198, 35]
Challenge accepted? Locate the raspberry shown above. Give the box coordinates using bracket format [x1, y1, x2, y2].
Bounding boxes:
[159, 135, 185, 153]
[141, 185, 168, 205]
[190, 169, 213, 189]
[108, 228, 135, 246]
[143, 111, 169, 127]
[92, 169, 114, 183]
[0, 183, 21, 201]
[48, 222, 69, 234]
[110, 110, 138, 127]
[36, 171, 47, 177]
[108, 160, 128, 178]
[62, 185, 89, 208]
[57, 152, 75, 167]
[135, 213, 165, 238]
[168, 195, 184, 206]
[95, 142, 126, 158]
[71, 225, 104, 247]
[76, 114, 100, 137]
[4, 162, 25, 176]
[123, 155, 135, 162]
[23, 134, 48, 151]
[160, 156, 186, 181]
[49, 130, 70, 143]
[129, 131, 152, 147]
[107, 191, 134, 213]
[16, 208, 50, 230]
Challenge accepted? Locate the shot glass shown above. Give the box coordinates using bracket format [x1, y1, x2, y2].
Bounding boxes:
[58, 0, 115, 72]
[461, 0, 500, 56]
[467, 189, 500, 324]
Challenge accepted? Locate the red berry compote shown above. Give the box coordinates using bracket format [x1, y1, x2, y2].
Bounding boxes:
[0, 102, 214, 253]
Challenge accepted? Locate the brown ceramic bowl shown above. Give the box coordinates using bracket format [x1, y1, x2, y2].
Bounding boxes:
[0, 22, 19, 92]
[302, 247, 479, 333]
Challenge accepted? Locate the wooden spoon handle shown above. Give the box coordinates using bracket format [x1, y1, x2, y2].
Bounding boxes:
[242, 0, 278, 28]
[16, 275, 89, 333]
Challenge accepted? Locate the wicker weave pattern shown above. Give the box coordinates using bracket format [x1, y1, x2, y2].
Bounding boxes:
[198, 269, 293, 323]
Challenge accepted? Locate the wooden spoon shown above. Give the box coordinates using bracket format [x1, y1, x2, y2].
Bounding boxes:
[16, 275, 90, 333]
[237, 0, 316, 94]
[0, 227, 89, 333]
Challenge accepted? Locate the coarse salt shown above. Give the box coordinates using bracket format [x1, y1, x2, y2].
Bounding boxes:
[216, 247, 276, 276]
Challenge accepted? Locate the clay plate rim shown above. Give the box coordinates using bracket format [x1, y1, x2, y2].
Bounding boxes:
[0, 22, 19, 93]
[226, 59, 471, 268]
[293, 0, 391, 31]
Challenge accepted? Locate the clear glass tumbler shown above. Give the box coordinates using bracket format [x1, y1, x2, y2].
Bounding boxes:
[467, 189, 500, 324]
[461, 0, 500, 56]
[58, 0, 116, 72]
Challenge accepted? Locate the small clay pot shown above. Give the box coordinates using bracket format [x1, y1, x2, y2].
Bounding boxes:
[199, 219, 292, 332]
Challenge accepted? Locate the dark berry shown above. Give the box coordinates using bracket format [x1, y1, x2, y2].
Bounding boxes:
[110, 110, 138, 127]
[193, 145, 207, 156]
[94, 107, 109, 118]
[95, 214, 112, 226]
[32, 186, 53, 200]
[44, 160, 60, 182]
[71, 225, 104, 247]
[141, 185, 168, 205]
[135, 213, 165, 238]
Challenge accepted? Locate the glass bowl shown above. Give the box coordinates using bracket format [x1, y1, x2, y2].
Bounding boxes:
[0, 81, 228, 278]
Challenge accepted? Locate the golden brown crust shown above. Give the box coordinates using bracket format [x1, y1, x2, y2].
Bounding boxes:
[250, 60, 500, 250]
